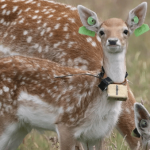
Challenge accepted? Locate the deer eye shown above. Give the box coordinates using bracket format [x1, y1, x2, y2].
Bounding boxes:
[123, 30, 128, 35]
[87, 17, 96, 26]
[99, 31, 105, 36]
[140, 119, 147, 128]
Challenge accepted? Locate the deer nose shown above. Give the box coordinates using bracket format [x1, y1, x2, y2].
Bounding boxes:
[108, 39, 118, 45]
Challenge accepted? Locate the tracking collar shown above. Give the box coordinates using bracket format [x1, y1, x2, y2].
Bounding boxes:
[98, 67, 128, 91]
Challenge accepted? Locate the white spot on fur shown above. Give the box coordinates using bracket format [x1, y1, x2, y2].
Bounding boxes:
[19, 18, 24, 24]
[68, 18, 75, 23]
[2, 9, 6, 15]
[70, 7, 77, 11]
[33, 43, 39, 49]
[96, 35, 101, 42]
[91, 42, 97, 47]
[17, 10, 22, 15]
[25, 0, 33, 4]
[48, 14, 53, 18]
[35, 10, 39, 13]
[53, 42, 61, 48]
[40, 29, 45, 36]
[68, 41, 75, 48]
[64, 14, 68, 17]
[25, 8, 30, 12]
[38, 46, 42, 53]
[0, 18, 4, 23]
[6, 10, 10, 15]
[74, 57, 89, 65]
[1, 4, 7, 9]
[63, 26, 68, 31]
[57, 17, 61, 20]
[37, 3, 41, 7]
[54, 23, 60, 30]
[49, 32, 53, 37]
[43, 23, 47, 28]
[86, 37, 92, 43]
[27, 36, 32, 43]
[37, 20, 41, 24]
[66, 106, 74, 112]
[46, 27, 51, 32]
[3, 86, 9, 92]
[23, 30, 28, 35]
[4, 32, 8, 38]
[65, 33, 69, 39]
[32, 15, 37, 19]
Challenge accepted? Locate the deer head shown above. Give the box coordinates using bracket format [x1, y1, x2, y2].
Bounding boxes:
[133, 103, 150, 150]
[77, 2, 147, 83]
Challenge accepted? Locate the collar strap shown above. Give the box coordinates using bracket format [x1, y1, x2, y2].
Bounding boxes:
[98, 66, 105, 78]
[98, 77, 113, 91]
[98, 67, 128, 91]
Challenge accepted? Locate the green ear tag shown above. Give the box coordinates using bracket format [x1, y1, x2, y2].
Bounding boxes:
[134, 24, 150, 37]
[78, 26, 95, 37]
[87, 17, 96, 26]
[133, 16, 139, 24]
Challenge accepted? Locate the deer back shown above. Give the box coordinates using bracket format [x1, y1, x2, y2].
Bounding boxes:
[0, 56, 100, 126]
[0, 0, 103, 71]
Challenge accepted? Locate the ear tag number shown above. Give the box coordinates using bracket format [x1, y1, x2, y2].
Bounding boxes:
[134, 24, 150, 37]
[78, 26, 95, 37]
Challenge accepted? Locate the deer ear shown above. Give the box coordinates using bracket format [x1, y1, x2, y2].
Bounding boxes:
[134, 103, 150, 134]
[131, 128, 140, 138]
[126, 2, 147, 33]
[77, 5, 101, 33]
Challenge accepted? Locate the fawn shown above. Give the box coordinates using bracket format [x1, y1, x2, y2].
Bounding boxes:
[133, 103, 150, 150]
[0, 0, 147, 149]
[0, 56, 124, 150]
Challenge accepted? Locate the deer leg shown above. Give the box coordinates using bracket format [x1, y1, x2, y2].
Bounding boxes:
[7, 126, 30, 150]
[75, 141, 84, 150]
[0, 122, 30, 150]
[95, 139, 103, 150]
[81, 139, 103, 150]
[56, 124, 76, 150]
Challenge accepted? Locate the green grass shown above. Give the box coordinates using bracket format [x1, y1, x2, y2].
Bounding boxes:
[18, 0, 150, 149]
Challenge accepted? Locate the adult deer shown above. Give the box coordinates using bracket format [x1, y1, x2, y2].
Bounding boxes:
[133, 103, 150, 150]
[0, 0, 147, 149]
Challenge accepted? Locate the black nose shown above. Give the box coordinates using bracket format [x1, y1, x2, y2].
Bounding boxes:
[108, 40, 118, 45]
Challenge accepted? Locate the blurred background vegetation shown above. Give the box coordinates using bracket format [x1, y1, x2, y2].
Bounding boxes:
[18, 0, 150, 149]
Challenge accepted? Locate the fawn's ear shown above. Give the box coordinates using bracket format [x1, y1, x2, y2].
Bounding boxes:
[77, 5, 101, 32]
[134, 103, 150, 134]
[131, 128, 140, 138]
[126, 2, 147, 32]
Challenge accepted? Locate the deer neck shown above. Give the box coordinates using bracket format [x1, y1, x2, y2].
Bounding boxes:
[103, 50, 126, 83]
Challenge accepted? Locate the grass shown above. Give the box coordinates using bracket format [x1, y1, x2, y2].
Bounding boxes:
[17, 0, 150, 149]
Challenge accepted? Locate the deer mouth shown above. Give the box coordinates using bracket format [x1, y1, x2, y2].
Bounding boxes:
[106, 45, 122, 53]
[108, 45, 120, 48]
